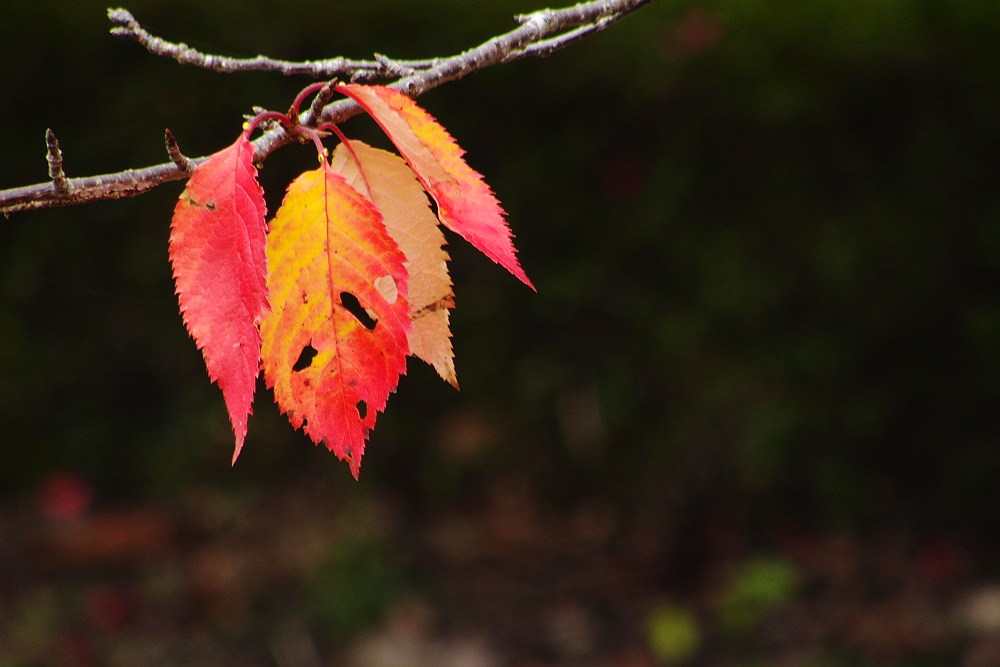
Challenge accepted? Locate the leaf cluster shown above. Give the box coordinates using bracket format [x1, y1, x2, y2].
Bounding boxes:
[170, 83, 531, 477]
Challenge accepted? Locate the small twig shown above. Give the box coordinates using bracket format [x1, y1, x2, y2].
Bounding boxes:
[107, 7, 387, 79]
[377, 0, 652, 101]
[507, 14, 618, 60]
[164, 129, 194, 173]
[374, 54, 418, 78]
[108, 6, 444, 80]
[45, 129, 70, 194]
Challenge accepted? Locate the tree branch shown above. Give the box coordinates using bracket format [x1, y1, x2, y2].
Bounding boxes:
[1, 0, 651, 216]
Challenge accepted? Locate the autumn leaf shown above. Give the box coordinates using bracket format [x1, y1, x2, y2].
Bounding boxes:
[260, 162, 410, 478]
[169, 133, 267, 462]
[330, 141, 458, 387]
[166, 86, 534, 473]
[336, 83, 533, 289]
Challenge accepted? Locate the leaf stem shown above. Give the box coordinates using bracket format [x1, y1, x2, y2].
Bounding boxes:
[243, 111, 292, 139]
[289, 81, 335, 120]
[295, 126, 330, 165]
[319, 123, 375, 203]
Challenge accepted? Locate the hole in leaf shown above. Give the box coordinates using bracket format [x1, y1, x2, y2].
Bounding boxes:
[340, 291, 377, 330]
[292, 343, 319, 372]
[356, 400, 368, 420]
[374, 275, 398, 304]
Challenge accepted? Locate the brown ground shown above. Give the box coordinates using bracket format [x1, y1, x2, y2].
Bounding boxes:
[2, 472, 999, 666]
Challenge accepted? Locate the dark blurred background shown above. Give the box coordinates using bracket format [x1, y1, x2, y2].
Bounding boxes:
[3, 1, 1000, 665]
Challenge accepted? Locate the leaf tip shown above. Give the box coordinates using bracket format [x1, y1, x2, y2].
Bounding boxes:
[341, 444, 363, 480]
[496, 254, 534, 290]
[516, 268, 536, 291]
[231, 438, 244, 466]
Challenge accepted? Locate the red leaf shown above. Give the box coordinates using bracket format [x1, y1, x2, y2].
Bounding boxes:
[169, 134, 267, 462]
[337, 83, 533, 289]
[260, 163, 410, 478]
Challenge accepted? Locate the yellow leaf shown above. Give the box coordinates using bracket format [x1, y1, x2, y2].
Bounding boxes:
[260, 163, 410, 478]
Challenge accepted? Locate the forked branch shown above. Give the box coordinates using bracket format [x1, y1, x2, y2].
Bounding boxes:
[0, 0, 651, 216]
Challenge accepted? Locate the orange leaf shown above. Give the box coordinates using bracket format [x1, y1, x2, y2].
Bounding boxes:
[260, 162, 410, 478]
[330, 141, 458, 388]
[337, 83, 533, 289]
[169, 134, 267, 461]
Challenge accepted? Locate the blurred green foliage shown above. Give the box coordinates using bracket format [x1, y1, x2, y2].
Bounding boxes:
[647, 603, 702, 664]
[2, 0, 1000, 542]
[306, 534, 403, 641]
[717, 557, 799, 636]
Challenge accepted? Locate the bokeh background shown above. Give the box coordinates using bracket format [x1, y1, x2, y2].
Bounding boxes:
[3, 1, 1000, 665]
